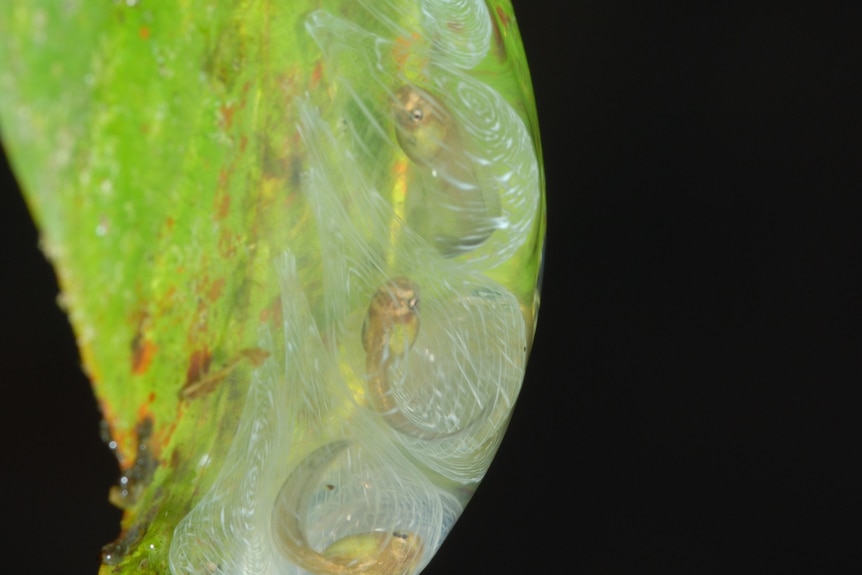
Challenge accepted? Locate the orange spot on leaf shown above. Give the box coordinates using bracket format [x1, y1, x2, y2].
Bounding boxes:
[179, 348, 270, 400]
[130, 313, 156, 375]
[311, 60, 324, 89]
[259, 296, 282, 324]
[393, 158, 408, 176]
[217, 228, 236, 259]
[184, 348, 212, 390]
[131, 336, 157, 375]
[496, 6, 511, 28]
[392, 33, 420, 68]
[139, 26, 150, 40]
[220, 104, 235, 130]
[158, 285, 177, 316]
[215, 192, 231, 220]
[207, 278, 225, 303]
[241, 348, 270, 367]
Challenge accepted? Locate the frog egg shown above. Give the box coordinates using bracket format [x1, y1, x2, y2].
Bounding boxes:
[303, 8, 541, 269]
[386, 278, 527, 482]
[270, 440, 460, 575]
[336, 271, 526, 483]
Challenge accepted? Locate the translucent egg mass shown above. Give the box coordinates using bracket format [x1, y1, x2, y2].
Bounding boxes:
[168, 1, 544, 574]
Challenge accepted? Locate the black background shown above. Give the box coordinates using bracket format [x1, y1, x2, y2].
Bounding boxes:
[1, 3, 859, 573]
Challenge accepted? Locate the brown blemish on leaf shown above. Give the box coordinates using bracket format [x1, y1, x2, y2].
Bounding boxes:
[184, 347, 213, 391]
[495, 5, 511, 29]
[261, 135, 291, 180]
[130, 313, 157, 375]
[155, 284, 177, 319]
[220, 103, 236, 130]
[217, 228, 237, 259]
[213, 106, 249, 204]
[169, 447, 182, 470]
[131, 333, 157, 375]
[288, 153, 303, 189]
[218, 167, 230, 189]
[207, 278, 226, 302]
[259, 295, 282, 324]
[490, 4, 508, 60]
[186, 279, 212, 342]
[215, 191, 231, 220]
[392, 32, 422, 68]
[311, 59, 324, 89]
[179, 348, 270, 400]
[139, 26, 150, 40]
[242, 348, 270, 367]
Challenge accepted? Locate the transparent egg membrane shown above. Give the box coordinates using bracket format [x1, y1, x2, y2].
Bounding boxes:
[338, 280, 526, 481]
[169, 1, 540, 574]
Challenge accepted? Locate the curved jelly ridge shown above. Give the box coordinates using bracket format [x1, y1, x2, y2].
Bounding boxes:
[423, 65, 541, 265]
[422, 0, 492, 69]
[386, 282, 526, 481]
[356, 0, 491, 70]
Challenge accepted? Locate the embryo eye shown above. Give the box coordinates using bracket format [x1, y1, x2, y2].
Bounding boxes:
[410, 107, 423, 122]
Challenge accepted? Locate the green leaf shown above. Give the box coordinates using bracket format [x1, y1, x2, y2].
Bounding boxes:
[0, 1, 544, 573]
